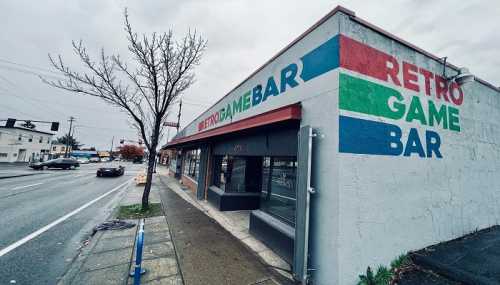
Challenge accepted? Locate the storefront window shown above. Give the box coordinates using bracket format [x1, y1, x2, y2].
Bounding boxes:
[212, 155, 262, 193]
[183, 149, 200, 179]
[260, 157, 297, 226]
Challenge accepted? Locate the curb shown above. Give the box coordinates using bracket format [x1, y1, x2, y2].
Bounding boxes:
[0, 173, 43, 180]
[57, 230, 107, 285]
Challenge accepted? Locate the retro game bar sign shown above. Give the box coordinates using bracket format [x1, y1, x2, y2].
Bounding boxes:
[338, 35, 463, 159]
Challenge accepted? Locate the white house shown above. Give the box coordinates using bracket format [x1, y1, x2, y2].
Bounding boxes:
[50, 143, 71, 158]
[0, 126, 54, 163]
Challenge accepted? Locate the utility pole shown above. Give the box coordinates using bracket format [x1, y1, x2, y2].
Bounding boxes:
[110, 136, 114, 158]
[176, 99, 182, 133]
[65, 116, 75, 158]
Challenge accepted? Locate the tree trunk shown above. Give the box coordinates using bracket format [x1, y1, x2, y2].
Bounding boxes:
[142, 139, 158, 208]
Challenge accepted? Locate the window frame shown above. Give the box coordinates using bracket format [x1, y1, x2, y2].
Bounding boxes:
[259, 156, 298, 227]
[183, 149, 200, 180]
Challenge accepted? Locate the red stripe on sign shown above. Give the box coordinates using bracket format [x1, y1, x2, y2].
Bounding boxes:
[339, 35, 402, 87]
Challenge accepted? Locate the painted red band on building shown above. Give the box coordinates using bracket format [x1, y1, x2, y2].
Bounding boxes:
[168, 104, 301, 146]
[339, 35, 464, 106]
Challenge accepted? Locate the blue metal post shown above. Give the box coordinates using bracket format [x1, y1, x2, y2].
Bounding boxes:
[133, 219, 145, 285]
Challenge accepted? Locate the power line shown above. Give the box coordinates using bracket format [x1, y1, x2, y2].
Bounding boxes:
[0, 104, 43, 120]
[76, 124, 137, 133]
[0, 73, 16, 86]
[0, 90, 68, 118]
[0, 64, 65, 81]
[0, 58, 61, 76]
[182, 100, 211, 107]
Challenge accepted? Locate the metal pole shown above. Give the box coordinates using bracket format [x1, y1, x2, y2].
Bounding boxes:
[110, 136, 114, 159]
[65, 117, 75, 158]
[176, 99, 182, 133]
[132, 219, 146, 285]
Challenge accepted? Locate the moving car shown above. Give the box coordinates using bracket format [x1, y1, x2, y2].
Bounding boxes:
[89, 156, 101, 163]
[133, 157, 143, 164]
[96, 165, 125, 177]
[76, 157, 90, 164]
[29, 158, 80, 170]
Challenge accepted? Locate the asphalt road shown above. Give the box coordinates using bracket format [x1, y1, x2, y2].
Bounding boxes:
[0, 162, 143, 284]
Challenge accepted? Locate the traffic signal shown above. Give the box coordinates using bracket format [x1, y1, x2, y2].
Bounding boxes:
[120, 139, 124, 144]
[51, 122, 59, 131]
[5, 118, 16, 128]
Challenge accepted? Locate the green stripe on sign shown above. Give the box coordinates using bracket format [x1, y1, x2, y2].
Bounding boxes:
[339, 73, 405, 120]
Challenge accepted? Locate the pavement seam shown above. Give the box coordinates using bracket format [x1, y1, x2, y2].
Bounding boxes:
[140, 252, 177, 261]
[92, 244, 135, 255]
[145, 272, 182, 282]
[157, 175, 186, 285]
[81, 261, 132, 273]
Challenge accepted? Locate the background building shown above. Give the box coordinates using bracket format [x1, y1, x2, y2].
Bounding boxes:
[0, 126, 53, 163]
[50, 143, 71, 158]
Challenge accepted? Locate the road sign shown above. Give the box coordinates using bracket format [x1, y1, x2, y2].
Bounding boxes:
[163, 122, 179, 128]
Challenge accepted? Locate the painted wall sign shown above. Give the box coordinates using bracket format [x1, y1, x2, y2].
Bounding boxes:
[189, 34, 464, 160]
[197, 35, 340, 132]
[338, 35, 463, 158]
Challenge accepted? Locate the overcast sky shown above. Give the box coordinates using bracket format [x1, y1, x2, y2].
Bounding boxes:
[1, 0, 498, 150]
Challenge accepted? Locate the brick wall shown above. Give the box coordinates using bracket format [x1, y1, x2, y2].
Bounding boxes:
[181, 174, 197, 194]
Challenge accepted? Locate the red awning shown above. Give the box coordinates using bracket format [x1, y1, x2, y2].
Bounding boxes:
[167, 103, 301, 147]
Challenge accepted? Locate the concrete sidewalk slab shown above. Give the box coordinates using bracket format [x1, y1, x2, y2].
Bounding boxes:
[57, 219, 137, 285]
[157, 175, 291, 285]
[59, 180, 180, 285]
[129, 216, 182, 285]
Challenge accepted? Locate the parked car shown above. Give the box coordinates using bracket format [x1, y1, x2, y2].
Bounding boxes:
[29, 158, 80, 170]
[96, 165, 125, 177]
[89, 157, 101, 163]
[100, 157, 110, 162]
[76, 157, 90, 164]
[133, 157, 143, 164]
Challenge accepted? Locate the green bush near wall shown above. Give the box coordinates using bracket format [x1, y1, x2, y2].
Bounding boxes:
[357, 254, 410, 285]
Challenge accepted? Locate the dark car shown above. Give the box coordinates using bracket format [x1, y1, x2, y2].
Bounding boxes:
[132, 157, 143, 164]
[29, 158, 80, 170]
[96, 166, 125, 177]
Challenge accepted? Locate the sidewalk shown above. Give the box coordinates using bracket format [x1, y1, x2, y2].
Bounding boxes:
[0, 163, 43, 179]
[157, 173, 292, 285]
[59, 178, 182, 285]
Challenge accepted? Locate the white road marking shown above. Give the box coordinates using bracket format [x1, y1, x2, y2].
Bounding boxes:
[11, 183, 43, 190]
[0, 178, 132, 257]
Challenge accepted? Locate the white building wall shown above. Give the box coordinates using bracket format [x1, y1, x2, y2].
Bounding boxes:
[333, 13, 500, 284]
[0, 128, 52, 162]
[168, 8, 500, 285]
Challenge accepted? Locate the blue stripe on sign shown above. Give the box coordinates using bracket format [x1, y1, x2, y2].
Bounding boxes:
[339, 115, 404, 156]
[300, 35, 339, 82]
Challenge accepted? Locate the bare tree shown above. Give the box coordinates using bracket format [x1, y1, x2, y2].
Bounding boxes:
[42, 9, 207, 208]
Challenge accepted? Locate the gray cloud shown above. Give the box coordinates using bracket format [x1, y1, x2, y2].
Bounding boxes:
[1, 0, 498, 149]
